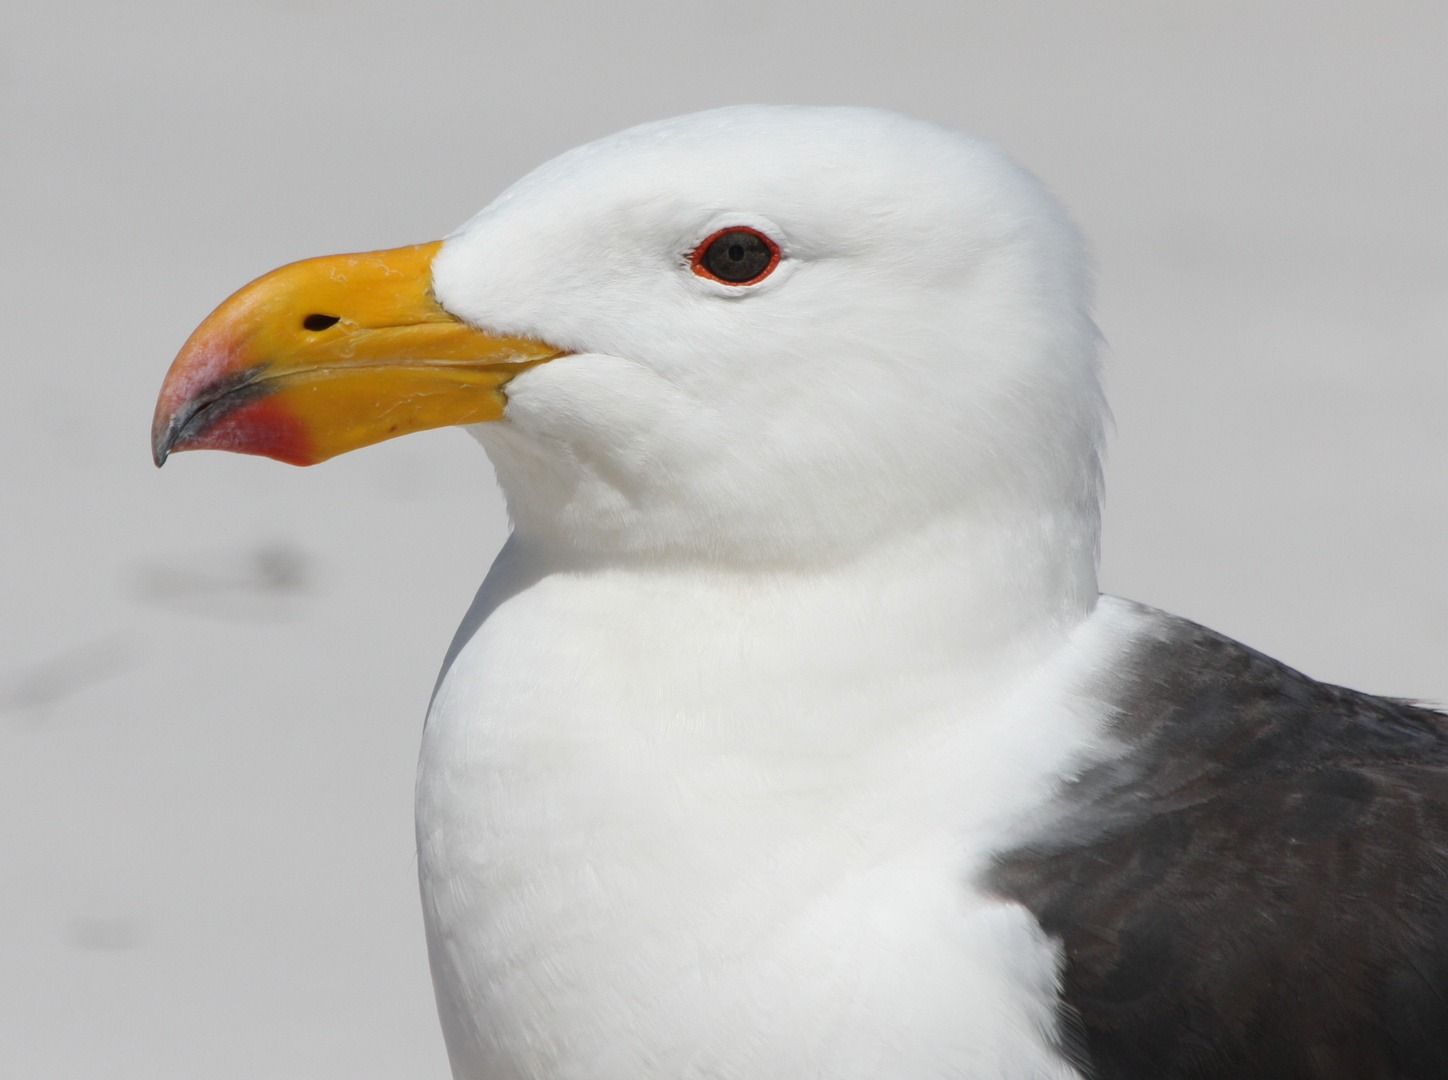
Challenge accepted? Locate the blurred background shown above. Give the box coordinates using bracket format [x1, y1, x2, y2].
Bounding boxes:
[0, 1, 1443, 1075]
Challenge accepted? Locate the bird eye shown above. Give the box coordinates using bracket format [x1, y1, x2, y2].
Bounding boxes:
[691, 227, 780, 285]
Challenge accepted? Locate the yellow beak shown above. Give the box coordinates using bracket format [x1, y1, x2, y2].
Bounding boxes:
[152, 241, 564, 466]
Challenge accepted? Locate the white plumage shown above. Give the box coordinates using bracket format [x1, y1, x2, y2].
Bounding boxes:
[153, 102, 1448, 1079]
[417, 106, 1116, 1080]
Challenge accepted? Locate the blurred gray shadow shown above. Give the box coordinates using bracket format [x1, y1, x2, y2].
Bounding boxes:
[0, 633, 141, 718]
[133, 542, 316, 621]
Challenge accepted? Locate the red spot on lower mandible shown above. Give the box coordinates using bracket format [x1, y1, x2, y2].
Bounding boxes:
[190, 397, 316, 466]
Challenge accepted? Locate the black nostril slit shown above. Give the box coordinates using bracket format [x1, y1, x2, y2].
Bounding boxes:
[303, 313, 341, 331]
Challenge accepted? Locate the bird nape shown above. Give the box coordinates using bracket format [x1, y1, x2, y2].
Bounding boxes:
[152, 106, 1448, 1080]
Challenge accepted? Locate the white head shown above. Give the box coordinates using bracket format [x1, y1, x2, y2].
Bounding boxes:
[431, 106, 1104, 581]
[157, 104, 1104, 603]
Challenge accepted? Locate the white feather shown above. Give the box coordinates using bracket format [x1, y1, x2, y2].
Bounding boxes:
[419, 106, 1126, 1079]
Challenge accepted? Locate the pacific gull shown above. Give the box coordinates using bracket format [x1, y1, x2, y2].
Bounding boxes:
[152, 105, 1448, 1080]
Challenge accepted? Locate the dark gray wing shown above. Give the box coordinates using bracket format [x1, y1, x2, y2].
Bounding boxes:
[989, 607, 1448, 1080]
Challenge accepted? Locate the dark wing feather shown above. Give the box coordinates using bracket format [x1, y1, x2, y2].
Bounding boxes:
[989, 607, 1448, 1080]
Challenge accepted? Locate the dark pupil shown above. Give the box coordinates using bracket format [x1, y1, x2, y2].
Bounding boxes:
[703, 230, 771, 283]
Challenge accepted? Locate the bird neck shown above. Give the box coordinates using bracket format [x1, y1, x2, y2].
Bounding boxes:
[487, 498, 1100, 703]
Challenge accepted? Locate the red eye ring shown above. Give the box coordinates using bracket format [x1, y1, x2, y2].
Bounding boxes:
[690, 226, 782, 286]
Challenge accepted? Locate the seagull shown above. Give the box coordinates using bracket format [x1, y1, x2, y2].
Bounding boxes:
[152, 106, 1448, 1080]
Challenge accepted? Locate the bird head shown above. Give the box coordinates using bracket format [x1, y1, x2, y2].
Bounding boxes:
[154, 106, 1103, 569]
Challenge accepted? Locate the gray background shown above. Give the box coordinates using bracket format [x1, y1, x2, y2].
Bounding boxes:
[1, 1, 1443, 1076]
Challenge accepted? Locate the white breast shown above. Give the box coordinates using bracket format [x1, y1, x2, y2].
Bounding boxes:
[416, 540, 1143, 1080]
